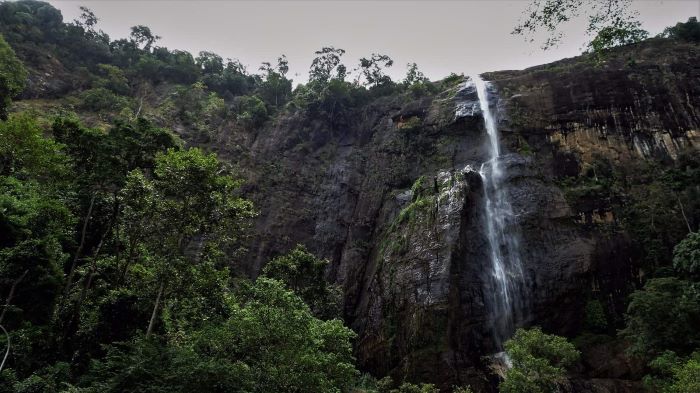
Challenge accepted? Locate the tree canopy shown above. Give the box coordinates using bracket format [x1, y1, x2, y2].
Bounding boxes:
[0, 35, 27, 120]
[513, 0, 645, 50]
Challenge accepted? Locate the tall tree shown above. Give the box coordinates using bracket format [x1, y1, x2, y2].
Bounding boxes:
[262, 245, 342, 320]
[357, 53, 393, 87]
[309, 47, 346, 83]
[258, 54, 292, 108]
[403, 62, 428, 86]
[0, 35, 27, 120]
[129, 25, 160, 51]
[118, 148, 255, 336]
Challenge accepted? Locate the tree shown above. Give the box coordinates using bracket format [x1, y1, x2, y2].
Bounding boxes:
[129, 25, 159, 51]
[673, 232, 700, 279]
[667, 354, 700, 393]
[621, 277, 700, 357]
[403, 63, 428, 86]
[499, 327, 580, 393]
[235, 95, 268, 128]
[357, 53, 394, 87]
[277, 54, 289, 76]
[661, 17, 700, 43]
[258, 55, 292, 108]
[262, 245, 342, 319]
[79, 278, 358, 393]
[0, 35, 27, 120]
[391, 383, 439, 393]
[118, 148, 255, 336]
[620, 228, 700, 357]
[644, 351, 700, 393]
[74, 6, 98, 35]
[403, 63, 434, 97]
[309, 47, 346, 83]
[0, 177, 73, 327]
[196, 51, 224, 75]
[0, 114, 67, 180]
[587, 21, 648, 53]
[512, 0, 642, 50]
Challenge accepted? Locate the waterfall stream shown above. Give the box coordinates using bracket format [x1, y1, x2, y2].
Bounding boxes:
[471, 75, 526, 349]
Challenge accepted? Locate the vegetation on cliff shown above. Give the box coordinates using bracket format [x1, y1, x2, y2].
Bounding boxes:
[0, 1, 699, 392]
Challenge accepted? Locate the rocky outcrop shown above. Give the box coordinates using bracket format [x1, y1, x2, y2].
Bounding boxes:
[219, 39, 700, 391]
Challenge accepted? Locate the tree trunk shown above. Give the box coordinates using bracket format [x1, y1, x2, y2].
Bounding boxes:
[0, 270, 29, 324]
[63, 192, 97, 299]
[72, 222, 111, 323]
[146, 281, 165, 338]
[676, 193, 693, 233]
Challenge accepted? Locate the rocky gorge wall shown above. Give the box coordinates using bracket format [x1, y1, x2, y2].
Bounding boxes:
[222, 38, 699, 391]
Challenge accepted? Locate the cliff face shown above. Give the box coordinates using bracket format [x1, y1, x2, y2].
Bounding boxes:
[226, 39, 699, 390]
[10, 30, 698, 389]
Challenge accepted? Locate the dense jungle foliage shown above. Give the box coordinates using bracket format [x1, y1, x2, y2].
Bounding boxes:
[0, 1, 698, 392]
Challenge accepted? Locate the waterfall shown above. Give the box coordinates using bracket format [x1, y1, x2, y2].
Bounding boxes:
[471, 74, 526, 349]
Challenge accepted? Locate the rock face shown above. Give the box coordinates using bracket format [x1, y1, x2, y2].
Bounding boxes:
[217, 39, 699, 390]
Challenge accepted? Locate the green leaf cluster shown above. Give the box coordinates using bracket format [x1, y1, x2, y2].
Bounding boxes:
[500, 327, 580, 393]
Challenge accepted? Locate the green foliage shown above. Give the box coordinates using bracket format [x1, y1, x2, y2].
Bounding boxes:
[195, 51, 223, 75]
[78, 87, 132, 112]
[587, 21, 648, 53]
[94, 64, 130, 95]
[359, 376, 441, 393]
[673, 232, 700, 279]
[0, 114, 67, 180]
[117, 147, 255, 334]
[500, 327, 580, 393]
[167, 81, 227, 132]
[666, 355, 700, 393]
[397, 116, 422, 131]
[11, 362, 71, 393]
[129, 25, 159, 51]
[440, 73, 464, 89]
[583, 299, 608, 333]
[513, 0, 640, 50]
[235, 94, 268, 128]
[0, 34, 27, 119]
[0, 7, 396, 389]
[644, 351, 700, 393]
[262, 244, 341, 320]
[0, 224, 68, 327]
[661, 17, 700, 42]
[621, 277, 700, 356]
[358, 53, 394, 87]
[403, 63, 428, 87]
[257, 59, 292, 109]
[292, 78, 365, 128]
[411, 176, 426, 198]
[79, 278, 358, 393]
[560, 151, 698, 271]
[397, 196, 431, 227]
[309, 46, 347, 83]
[390, 382, 439, 393]
[644, 350, 682, 391]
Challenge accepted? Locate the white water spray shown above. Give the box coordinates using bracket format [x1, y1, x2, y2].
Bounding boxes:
[471, 75, 526, 349]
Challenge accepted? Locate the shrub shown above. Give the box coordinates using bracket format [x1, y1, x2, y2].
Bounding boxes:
[78, 87, 132, 112]
[500, 327, 580, 393]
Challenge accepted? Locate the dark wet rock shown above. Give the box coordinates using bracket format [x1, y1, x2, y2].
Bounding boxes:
[204, 39, 698, 390]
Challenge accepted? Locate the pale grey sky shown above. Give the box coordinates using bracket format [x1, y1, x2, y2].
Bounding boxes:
[47, 0, 699, 83]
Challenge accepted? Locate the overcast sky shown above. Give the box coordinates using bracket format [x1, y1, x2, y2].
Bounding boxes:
[47, 0, 699, 83]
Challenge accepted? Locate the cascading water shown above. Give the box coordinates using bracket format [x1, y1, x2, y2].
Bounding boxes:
[470, 74, 526, 350]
